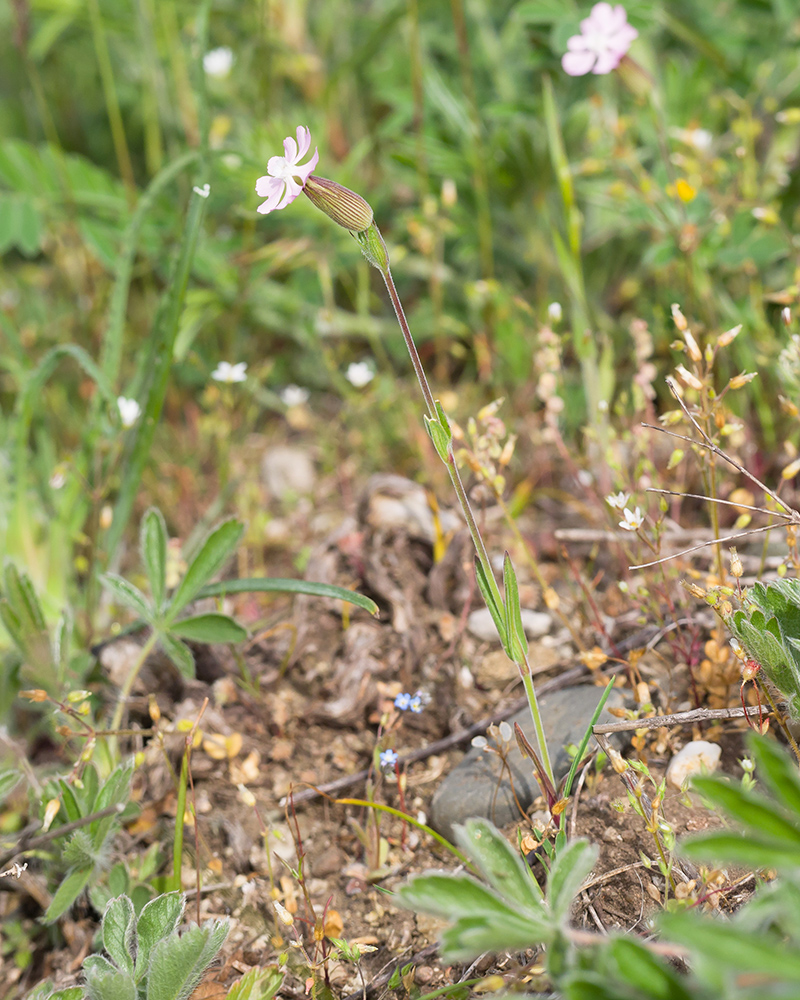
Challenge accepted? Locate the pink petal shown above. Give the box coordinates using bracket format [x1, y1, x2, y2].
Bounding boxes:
[566, 34, 591, 52]
[592, 50, 621, 74]
[267, 153, 287, 176]
[255, 174, 281, 197]
[294, 147, 319, 183]
[612, 23, 638, 47]
[256, 179, 288, 214]
[295, 125, 311, 159]
[283, 135, 299, 163]
[562, 50, 596, 75]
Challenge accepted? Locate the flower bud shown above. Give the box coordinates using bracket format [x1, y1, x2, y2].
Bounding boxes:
[303, 175, 373, 232]
[717, 324, 741, 347]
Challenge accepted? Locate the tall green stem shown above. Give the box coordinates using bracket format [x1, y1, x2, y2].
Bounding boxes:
[380, 266, 554, 787]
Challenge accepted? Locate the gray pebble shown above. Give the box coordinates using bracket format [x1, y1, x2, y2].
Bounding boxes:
[430, 684, 627, 842]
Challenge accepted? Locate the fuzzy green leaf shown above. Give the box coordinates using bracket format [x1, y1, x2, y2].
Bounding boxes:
[136, 892, 184, 981]
[44, 866, 93, 923]
[748, 735, 800, 818]
[102, 895, 136, 977]
[84, 967, 136, 1000]
[691, 776, 800, 847]
[168, 613, 247, 644]
[680, 831, 800, 869]
[547, 839, 598, 924]
[101, 574, 153, 622]
[453, 818, 544, 911]
[145, 919, 229, 1000]
[396, 872, 525, 922]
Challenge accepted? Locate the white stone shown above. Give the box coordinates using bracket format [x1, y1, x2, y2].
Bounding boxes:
[666, 740, 722, 789]
[467, 606, 552, 643]
[261, 445, 316, 499]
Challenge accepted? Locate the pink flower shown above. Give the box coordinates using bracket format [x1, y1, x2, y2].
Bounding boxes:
[255, 126, 319, 215]
[562, 3, 637, 76]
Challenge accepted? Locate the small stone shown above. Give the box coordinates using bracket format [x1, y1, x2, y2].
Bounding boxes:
[312, 845, 345, 878]
[261, 445, 316, 499]
[467, 607, 552, 643]
[430, 684, 627, 842]
[415, 967, 435, 986]
[666, 740, 722, 789]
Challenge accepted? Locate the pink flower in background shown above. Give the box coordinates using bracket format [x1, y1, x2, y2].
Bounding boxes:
[562, 3, 637, 76]
[256, 126, 319, 215]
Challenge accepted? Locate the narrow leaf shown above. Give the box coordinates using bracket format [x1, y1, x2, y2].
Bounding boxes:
[502, 552, 528, 661]
[474, 558, 508, 648]
[168, 613, 247, 644]
[453, 818, 544, 910]
[101, 574, 153, 622]
[196, 578, 379, 616]
[159, 632, 195, 678]
[141, 508, 168, 611]
[166, 518, 244, 619]
[44, 866, 93, 923]
[547, 839, 598, 923]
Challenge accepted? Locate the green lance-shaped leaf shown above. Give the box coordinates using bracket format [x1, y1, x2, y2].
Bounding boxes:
[166, 518, 244, 620]
[168, 613, 247, 644]
[159, 632, 195, 679]
[474, 557, 509, 652]
[101, 574, 154, 622]
[748, 733, 800, 818]
[102, 895, 136, 977]
[141, 508, 168, 611]
[659, 911, 800, 981]
[135, 892, 184, 981]
[680, 831, 800, 869]
[44, 866, 93, 923]
[546, 838, 598, 924]
[690, 776, 800, 849]
[606, 938, 694, 1000]
[502, 553, 528, 663]
[196, 577, 379, 617]
[396, 872, 529, 923]
[453, 818, 544, 910]
[438, 910, 553, 963]
[424, 414, 451, 464]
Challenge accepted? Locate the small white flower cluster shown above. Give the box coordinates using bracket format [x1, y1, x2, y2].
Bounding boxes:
[606, 492, 644, 532]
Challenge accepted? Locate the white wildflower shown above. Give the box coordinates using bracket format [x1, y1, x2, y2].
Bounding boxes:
[212, 361, 248, 384]
[117, 396, 141, 428]
[346, 361, 375, 388]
